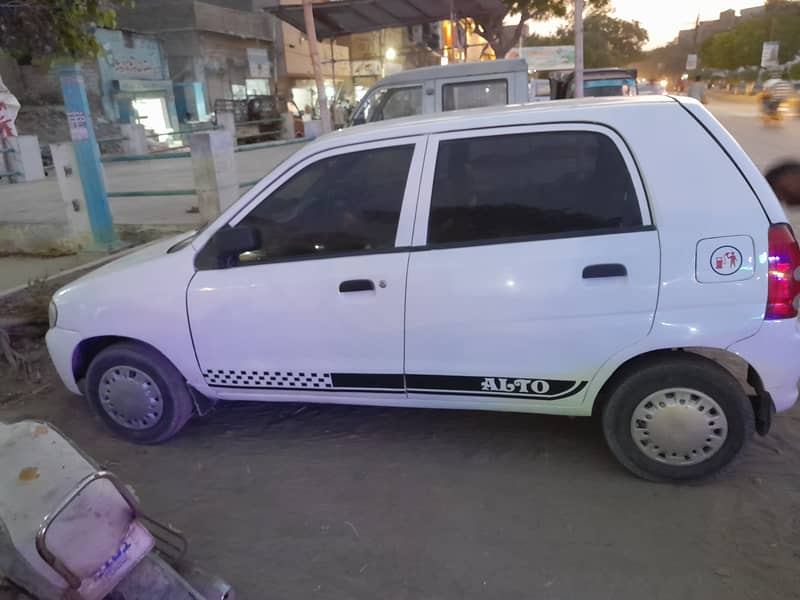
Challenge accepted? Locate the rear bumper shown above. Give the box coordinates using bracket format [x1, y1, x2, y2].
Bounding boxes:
[728, 318, 800, 413]
[45, 327, 82, 395]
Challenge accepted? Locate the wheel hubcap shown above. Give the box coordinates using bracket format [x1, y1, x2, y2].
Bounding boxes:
[630, 388, 728, 466]
[99, 366, 164, 430]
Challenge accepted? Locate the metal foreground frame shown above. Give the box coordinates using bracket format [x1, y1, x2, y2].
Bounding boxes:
[35, 470, 188, 590]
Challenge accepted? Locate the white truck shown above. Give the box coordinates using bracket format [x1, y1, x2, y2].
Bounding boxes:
[349, 58, 531, 125]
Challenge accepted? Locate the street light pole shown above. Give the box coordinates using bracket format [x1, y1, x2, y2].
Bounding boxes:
[302, 0, 331, 133]
[574, 0, 584, 98]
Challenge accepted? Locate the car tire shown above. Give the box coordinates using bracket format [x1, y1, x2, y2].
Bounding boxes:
[86, 342, 194, 444]
[602, 354, 754, 482]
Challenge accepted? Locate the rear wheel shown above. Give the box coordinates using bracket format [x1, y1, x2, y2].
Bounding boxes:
[602, 355, 754, 482]
[86, 342, 194, 444]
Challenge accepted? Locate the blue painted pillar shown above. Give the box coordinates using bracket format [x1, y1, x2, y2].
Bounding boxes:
[57, 63, 117, 248]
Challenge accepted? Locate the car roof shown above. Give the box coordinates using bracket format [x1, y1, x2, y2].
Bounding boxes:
[306, 95, 678, 152]
[374, 58, 528, 87]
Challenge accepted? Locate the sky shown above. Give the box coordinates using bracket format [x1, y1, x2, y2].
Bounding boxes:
[533, 1, 766, 49]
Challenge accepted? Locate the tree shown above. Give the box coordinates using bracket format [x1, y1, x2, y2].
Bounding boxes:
[0, 0, 130, 63]
[470, 0, 610, 60]
[700, 0, 800, 70]
[526, 11, 648, 68]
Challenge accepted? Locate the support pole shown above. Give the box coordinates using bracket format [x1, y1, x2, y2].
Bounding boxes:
[574, 0, 584, 98]
[303, 0, 331, 134]
[57, 63, 118, 249]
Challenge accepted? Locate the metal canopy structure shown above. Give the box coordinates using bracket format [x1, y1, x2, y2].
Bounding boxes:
[268, 0, 506, 39]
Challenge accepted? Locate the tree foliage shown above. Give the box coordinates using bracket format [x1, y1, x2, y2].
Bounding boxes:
[0, 0, 131, 62]
[470, 0, 610, 59]
[525, 10, 648, 68]
[700, 0, 800, 70]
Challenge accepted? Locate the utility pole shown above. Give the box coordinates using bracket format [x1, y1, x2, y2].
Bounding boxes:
[574, 0, 584, 98]
[302, 0, 331, 133]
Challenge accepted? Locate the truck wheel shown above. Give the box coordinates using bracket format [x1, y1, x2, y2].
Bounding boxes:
[86, 342, 194, 444]
[602, 354, 754, 482]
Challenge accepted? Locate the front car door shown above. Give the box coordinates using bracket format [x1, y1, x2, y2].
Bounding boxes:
[188, 137, 425, 402]
[404, 124, 660, 412]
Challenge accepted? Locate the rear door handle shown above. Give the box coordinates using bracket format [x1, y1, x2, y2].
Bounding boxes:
[339, 279, 375, 293]
[582, 263, 628, 279]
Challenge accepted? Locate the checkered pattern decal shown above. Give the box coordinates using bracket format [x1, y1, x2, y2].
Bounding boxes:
[203, 369, 333, 389]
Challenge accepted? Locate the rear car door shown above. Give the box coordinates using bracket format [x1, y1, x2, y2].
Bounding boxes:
[404, 124, 660, 409]
[188, 137, 425, 402]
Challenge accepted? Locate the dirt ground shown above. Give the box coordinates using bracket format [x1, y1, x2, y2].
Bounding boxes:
[2, 331, 800, 599]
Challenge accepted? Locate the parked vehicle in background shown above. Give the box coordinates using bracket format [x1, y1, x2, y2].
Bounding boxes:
[638, 80, 667, 95]
[348, 59, 530, 126]
[214, 96, 304, 143]
[549, 68, 638, 99]
[47, 96, 800, 483]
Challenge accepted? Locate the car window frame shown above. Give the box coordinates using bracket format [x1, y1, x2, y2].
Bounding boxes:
[195, 136, 427, 270]
[410, 123, 653, 249]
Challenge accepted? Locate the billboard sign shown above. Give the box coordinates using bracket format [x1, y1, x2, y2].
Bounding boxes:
[506, 46, 575, 71]
[685, 54, 698, 70]
[761, 41, 780, 69]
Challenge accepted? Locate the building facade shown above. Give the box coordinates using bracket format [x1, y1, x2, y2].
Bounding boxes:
[116, 0, 276, 122]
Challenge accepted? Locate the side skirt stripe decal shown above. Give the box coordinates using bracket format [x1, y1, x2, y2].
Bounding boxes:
[205, 371, 587, 400]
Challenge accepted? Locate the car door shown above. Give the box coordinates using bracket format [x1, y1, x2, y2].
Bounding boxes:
[404, 124, 660, 409]
[187, 136, 425, 402]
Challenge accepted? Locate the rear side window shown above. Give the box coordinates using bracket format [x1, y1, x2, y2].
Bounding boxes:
[427, 130, 642, 245]
[442, 79, 508, 111]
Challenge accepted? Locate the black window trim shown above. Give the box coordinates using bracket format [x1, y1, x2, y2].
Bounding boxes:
[196, 225, 657, 271]
[193, 121, 654, 271]
[441, 78, 509, 112]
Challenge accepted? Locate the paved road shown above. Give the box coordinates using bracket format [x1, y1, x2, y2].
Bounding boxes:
[708, 94, 799, 171]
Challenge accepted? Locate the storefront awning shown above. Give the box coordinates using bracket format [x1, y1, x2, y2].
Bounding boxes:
[268, 0, 506, 39]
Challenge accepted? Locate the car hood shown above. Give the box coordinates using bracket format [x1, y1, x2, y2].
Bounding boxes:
[78, 232, 195, 281]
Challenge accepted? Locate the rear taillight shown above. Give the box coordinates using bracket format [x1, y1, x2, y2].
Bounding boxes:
[766, 224, 800, 320]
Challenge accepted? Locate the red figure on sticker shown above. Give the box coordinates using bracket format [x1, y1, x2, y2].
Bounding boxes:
[726, 252, 738, 269]
[715, 257, 724, 270]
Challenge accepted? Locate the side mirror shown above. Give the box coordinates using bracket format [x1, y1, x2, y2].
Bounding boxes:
[215, 225, 260, 260]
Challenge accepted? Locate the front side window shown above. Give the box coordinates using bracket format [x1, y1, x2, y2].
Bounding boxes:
[442, 79, 508, 111]
[200, 145, 414, 268]
[427, 130, 642, 245]
[350, 86, 422, 124]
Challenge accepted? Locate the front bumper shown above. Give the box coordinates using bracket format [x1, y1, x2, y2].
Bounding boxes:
[45, 327, 83, 395]
[728, 318, 800, 413]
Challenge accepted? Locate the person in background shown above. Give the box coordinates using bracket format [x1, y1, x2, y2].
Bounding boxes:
[687, 75, 708, 104]
[765, 161, 800, 231]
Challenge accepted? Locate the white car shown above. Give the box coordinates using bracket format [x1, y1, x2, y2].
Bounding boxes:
[47, 96, 800, 482]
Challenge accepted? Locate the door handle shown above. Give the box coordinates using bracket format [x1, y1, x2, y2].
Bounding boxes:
[582, 263, 628, 279]
[339, 279, 375, 293]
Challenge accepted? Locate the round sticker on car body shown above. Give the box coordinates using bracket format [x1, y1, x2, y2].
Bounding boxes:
[710, 245, 743, 276]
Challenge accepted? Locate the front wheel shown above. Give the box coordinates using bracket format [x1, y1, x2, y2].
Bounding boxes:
[86, 342, 194, 444]
[602, 355, 754, 482]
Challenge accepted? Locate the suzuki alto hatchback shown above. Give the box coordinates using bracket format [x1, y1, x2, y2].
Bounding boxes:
[46, 96, 800, 482]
